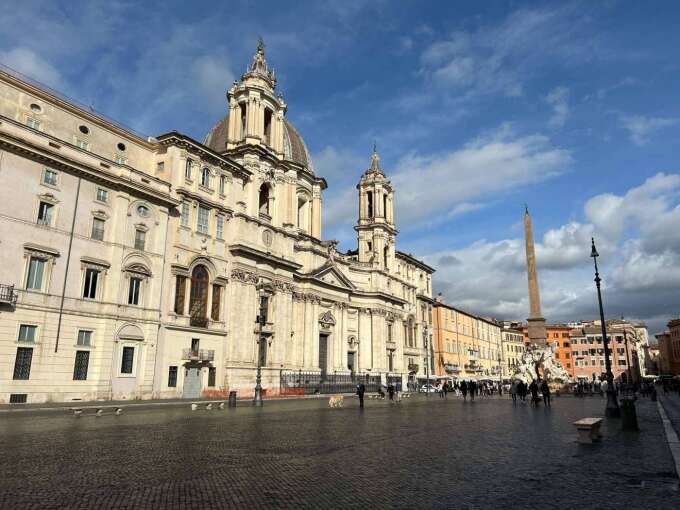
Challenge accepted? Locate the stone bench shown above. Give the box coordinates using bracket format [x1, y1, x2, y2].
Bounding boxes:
[573, 417, 603, 443]
[190, 401, 226, 411]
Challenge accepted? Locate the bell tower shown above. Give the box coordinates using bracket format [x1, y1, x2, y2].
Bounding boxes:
[355, 146, 397, 271]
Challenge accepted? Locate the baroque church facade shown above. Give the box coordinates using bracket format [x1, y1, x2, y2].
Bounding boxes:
[0, 42, 434, 404]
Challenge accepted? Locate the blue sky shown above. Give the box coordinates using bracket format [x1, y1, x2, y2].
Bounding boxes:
[2, 1, 680, 333]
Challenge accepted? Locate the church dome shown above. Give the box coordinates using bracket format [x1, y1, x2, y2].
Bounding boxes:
[203, 115, 315, 173]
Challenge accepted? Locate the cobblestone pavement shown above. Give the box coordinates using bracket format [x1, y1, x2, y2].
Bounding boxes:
[660, 393, 680, 433]
[0, 395, 678, 509]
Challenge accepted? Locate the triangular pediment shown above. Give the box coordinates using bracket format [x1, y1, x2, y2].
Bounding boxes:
[305, 262, 355, 291]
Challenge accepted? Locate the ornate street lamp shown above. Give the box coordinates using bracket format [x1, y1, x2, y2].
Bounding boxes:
[423, 326, 430, 398]
[590, 238, 620, 418]
[253, 297, 267, 407]
[621, 316, 633, 387]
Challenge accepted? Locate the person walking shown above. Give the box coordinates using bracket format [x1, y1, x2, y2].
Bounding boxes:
[395, 380, 402, 403]
[442, 382, 449, 399]
[540, 379, 551, 407]
[356, 382, 366, 408]
[510, 380, 518, 403]
[387, 383, 395, 402]
[529, 379, 540, 407]
[461, 380, 468, 401]
[469, 380, 476, 401]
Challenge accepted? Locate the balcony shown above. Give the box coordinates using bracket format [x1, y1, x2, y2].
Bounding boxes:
[182, 349, 215, 362]
[190, 314, 209, 328]
[444, 364, 461, 373]
[0, 284, 17, 306]
[408, 363, 419, 374]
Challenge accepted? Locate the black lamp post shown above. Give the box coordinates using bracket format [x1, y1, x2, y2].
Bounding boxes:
[253, 298, 266, 407]
[621, 316, 633, 387]
[590, 238, 620, 418]
[423, 326, 430, 398]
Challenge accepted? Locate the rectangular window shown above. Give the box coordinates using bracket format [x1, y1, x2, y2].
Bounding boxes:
[77, 330, 92, 346]
[174, 276, 186, 314]
[191, 338, 200, 353]
[128, 277, 142, 305]
[181, 202, 190, 227]
[208, 367, 216, 387]
[211, 284, 221, 321]
[13, 347, 33, 380]
[134, 229, 146, 251]
[26, 257, 45, 290]
[219, 175, 226, 194]
[75, 139, 89, 151]
[185, 160, 192, 180]
[120, 346, 135, 374]
[18, 325, 37, 343]
[96, 188, 108, 202]
[168, 366, 178, 387]
[91, 218, 105, 241]
[83, 268, 99, 299]
[73, 351, 90, 380]
[216, 215, 224, 240]
[37, 201, 54, 225]
[197, 206, 209, 234]
[26, 117, 41, 130]
[43, 169, 58, 186]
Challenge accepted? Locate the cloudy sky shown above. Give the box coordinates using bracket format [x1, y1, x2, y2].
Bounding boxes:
[3, 1, 680, 333]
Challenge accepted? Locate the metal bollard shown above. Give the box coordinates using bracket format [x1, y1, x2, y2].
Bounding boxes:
[115, 408, 123, 416]
[206, 403, 213, 410]
[620, 396, 639, 431]
[191, 403, 198, 411]
[218, 402, 225, 410]
[96, 409, 104, 417]
[228, 391, 237, 407]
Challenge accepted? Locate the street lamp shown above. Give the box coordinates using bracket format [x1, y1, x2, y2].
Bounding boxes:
[253, 296, 267, 407]
[590, 238, 620, 418]
[423, 326, 430, 398]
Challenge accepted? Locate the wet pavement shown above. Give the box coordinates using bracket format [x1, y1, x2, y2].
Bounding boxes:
[0, 394, 678, 509]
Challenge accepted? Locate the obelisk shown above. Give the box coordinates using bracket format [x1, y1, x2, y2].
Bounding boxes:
[524, 206, 547, 346]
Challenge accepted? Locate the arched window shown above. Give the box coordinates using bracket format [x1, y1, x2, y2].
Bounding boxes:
[297, 195, 309, 231]
[240, 103, 247, 139]
[185, 159, 192, 180]
[189, 265, 209, 327]
[201, 168, 210, 188]
[264, 108, 273, 145]
[259, 184, 270, 216]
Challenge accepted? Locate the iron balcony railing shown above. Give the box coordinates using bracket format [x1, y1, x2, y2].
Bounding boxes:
[0, 284, 18, 305]
[181, 349, 215, 362]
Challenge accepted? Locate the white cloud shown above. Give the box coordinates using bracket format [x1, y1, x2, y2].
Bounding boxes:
[390, 124, 571, 225]
[428, 173, 680, 333]
[0, 47, 63, 88]
[546, 86, 569, 129]
[620, 115, 680, 145]
[419, 5, 595, 97]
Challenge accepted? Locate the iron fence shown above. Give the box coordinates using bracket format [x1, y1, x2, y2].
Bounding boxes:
[280, 370, 382, 395]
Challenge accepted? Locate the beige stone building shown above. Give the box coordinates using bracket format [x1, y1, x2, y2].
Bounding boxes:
[501, 328, 524, 379]
[432, 296, 502, 381]
[0, 42, 434, 404]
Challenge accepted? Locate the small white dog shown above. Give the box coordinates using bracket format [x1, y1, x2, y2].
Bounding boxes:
[328, 395, 344, 408]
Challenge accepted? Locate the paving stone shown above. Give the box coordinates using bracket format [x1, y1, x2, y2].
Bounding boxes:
[0, 395, 677, 509]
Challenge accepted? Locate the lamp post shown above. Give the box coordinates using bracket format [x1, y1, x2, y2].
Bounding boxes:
[590, 238, 620, 418]
[253, 297, 267, 407]
[424, 326, 430, 398]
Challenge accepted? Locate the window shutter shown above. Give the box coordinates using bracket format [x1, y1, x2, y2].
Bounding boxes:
[211, 284, 221, 321]
[174, 276, 186, 314]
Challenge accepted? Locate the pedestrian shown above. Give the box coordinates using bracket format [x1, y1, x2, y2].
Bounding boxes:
[395, 380, 402, 403]
[529, 379, 540, 407]
[356, 382, 366, 408]
[442, 382, 449, 399]
[461, 380, 468, 401]
[469, 380, 476, 401]
[510, 380, 518, 403]
[540, 379, 551, 407]
[387, 383, 395, 402]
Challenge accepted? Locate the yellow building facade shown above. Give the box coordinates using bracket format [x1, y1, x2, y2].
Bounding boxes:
[432, 296, 502, 380]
